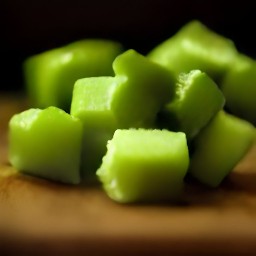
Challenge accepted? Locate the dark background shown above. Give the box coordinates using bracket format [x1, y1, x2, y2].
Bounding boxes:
[1, 0, 256, 92]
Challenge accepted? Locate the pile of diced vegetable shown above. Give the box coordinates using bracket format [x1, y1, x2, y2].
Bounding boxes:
[8, 20, 256, 203]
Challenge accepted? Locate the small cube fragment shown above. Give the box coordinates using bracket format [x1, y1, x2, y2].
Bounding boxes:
[96, 129, 189, 203]
[8, 107, 83, 184]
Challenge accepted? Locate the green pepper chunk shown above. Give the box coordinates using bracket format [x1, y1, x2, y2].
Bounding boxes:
[70, 49, 175, 179]
[158, 70, 225, 140]
[23, 39, 123, 111]
[148, 20, 238, 82]
[221, 54, 256, 125]
[8, 107, 83, 184]
[96, 129, 189, 203]
[189, 110, 255, 187]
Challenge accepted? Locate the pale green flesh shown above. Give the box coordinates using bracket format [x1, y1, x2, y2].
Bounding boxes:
[112, 49, 175, 128]
[97, 129, 189, 203]
[189, 111, 255, 187]
[158, 70, 225, 140]
[9, 107, 83, 184]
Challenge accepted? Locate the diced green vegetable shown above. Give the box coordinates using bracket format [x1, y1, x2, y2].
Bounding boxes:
[70, 49, 175, 178]
[23, 39, 123, 111]
[96, 129, 189, 203]
[148, 20, 238, 82]
[157, 70, 225, 140]
[6, 20, 256, 204]
[189, 110, 255, 187]
[221, 54, 256, 125]
[111, 49, 175, 128]
[8, 107, 83, 184]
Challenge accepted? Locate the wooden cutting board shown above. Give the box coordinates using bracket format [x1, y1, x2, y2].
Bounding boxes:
[1, 95, 256, 255]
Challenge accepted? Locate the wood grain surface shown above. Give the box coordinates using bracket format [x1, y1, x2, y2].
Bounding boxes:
[1, 95, 256, 256]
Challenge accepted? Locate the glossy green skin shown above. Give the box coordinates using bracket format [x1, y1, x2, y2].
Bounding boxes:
[24, 39, 123, 111]
[158, 70, 225, 140]
[189, 111, 255, 187]
[221, 54, 256, 125]
[96, 129, 189, 203]
[148, 20, 238, 82]
[8, 107, 82, 184]
[70, 49, 175, 178]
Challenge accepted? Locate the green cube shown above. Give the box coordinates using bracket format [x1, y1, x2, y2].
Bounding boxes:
[71, 77, 121, 178]
[8, 107, 83, 184]
[221, 54, 256, 125]
[111, 49, 175, 128]
[96, 129, 189, 203]
[158, 70, 225, 140]
[189, 110, 255, 187]
[148, 20, 238, 81]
